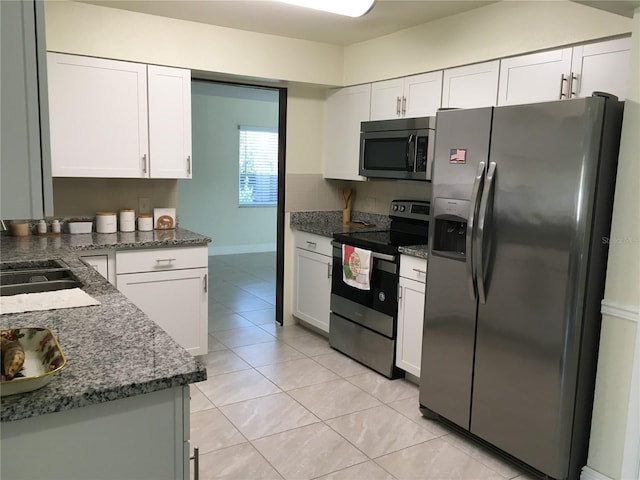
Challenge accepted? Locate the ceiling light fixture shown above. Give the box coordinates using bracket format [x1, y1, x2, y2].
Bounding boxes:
[276, 0, 376, 18]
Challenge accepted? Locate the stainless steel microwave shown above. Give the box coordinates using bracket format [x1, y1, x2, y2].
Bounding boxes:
[359, 116, 436, 181]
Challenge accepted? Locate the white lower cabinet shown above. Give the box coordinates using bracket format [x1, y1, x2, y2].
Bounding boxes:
[116, 246, 208, 355]
[80, 249, 116, 285]
[293, 232, 332, 333]
[1, 386, 191, 480]
[396, 255, 427, 377]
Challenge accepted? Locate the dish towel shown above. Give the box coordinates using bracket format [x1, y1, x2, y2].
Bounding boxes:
[0, 288, 101, 315]
[342, 245, 372, 290]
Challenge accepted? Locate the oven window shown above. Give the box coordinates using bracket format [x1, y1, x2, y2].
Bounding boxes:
[362, 137, 409, 171]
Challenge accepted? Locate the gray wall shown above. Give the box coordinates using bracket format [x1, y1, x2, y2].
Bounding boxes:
[178, 81, 279, 256]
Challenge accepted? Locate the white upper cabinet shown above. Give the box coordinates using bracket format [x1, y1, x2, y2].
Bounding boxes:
[147, 65, 192, 179]
[48, 53, 192, 179]
[442, 60, 500, 109]
[48, 53, 149, 178]
[371, 71, 443, 120]
[497, 48, 573, 106]
[323, 84, 370, 181]
[570, 37, 631, 100]
[498, 37, 631, 106]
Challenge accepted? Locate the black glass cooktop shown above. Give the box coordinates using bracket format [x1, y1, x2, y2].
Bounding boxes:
[333, 230, 428, 256]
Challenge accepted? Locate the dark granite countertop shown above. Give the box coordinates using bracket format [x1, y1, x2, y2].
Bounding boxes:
[290, 211, 391, 237]
[399, 245, 429, 259]
[291, 211, 428, 259]
[0, 228, 210, 422]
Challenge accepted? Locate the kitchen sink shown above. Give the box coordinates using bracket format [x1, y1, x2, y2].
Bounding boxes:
[0, 259, 81, 296]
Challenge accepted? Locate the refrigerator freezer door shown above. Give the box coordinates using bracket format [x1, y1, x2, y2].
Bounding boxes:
[420, 107, 492, 429]
[470, 97, 607, 478]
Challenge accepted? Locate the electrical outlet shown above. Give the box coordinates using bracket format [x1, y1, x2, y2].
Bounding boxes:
[138, 197, 151, 214]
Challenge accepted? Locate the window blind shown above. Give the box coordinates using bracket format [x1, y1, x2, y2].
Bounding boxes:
[239, 126, 278, 206]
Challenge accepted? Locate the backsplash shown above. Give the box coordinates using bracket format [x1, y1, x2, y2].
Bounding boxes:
[53, 178, 177, 217]
[52, 175, 431, 219]
[285, 173, 432, 215]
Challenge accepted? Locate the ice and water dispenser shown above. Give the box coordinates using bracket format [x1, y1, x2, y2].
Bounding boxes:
[431, 197, 469, 259]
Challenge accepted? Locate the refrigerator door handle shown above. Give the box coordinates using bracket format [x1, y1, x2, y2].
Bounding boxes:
[467, 161, 486, 301]
[476, 161, 496, 304]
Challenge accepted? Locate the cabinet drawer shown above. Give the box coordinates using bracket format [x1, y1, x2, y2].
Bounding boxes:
[294, 231, 332, 257]
[400, 255, 427, 283]
[116, 246, 208, 274]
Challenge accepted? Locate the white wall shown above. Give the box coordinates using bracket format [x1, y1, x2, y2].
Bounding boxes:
[585, 7, 640, 480]
[44, 0, 343, 86]
[344, 1, 632, 85]
[178, 81, 278, 255]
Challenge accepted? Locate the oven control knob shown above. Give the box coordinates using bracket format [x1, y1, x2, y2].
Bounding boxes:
[378, 292, 386, 302]
[392, 205, 399, 211]
[399, 205, 406, 212]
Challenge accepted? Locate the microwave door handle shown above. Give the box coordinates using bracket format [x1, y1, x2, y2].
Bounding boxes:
[407, 134, 415, 172]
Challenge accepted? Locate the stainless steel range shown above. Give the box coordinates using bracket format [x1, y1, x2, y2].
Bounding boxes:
[330, 200, 430, 379]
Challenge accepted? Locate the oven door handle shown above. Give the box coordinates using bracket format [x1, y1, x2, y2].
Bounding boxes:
[331, 241, 396, 263]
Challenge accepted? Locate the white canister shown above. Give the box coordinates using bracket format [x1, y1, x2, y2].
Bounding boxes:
[138, 214, 153, 232]
[119, 209, 136, 232]
[95, 212, 117, 234]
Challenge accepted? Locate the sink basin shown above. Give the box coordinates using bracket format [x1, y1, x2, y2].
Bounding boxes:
[0, 260, 81, 296]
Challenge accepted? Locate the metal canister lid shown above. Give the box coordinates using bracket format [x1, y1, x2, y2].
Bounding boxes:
[95, 211, 116, 216]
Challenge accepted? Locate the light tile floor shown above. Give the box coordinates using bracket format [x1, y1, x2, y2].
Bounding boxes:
[193, 253, 535, 480]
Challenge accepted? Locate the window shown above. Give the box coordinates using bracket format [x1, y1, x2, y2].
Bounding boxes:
[239, 126, 278, 206]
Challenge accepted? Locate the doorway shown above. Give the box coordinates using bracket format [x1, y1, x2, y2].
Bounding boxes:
[178, 80, 286, 327]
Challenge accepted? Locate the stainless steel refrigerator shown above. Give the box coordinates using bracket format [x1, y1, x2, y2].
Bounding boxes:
[419, 94, 624, 480]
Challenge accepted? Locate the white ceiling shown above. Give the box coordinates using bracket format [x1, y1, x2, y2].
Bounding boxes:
[76, 0, 500, 46]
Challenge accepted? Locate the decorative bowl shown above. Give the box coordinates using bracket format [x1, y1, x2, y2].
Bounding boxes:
[1, 327, 67, 396]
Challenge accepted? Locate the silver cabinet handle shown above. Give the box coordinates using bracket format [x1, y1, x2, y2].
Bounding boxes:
[396, 96, 401, 116]
[190, 447, 199, 480]
[401, 96, 407, 116]
[398, 284, 403, 302]
[327, 262, 331, 279]
[187, 155, 191, 175]
[306, 241, 317, 247]
[142, 154, 148, 174]
[559, 74, 568, 99]
[569, 73, 579, 98]
[412, 268, 426, 275]
[155, 258, 177, 263]
[204, 273, 208, 293]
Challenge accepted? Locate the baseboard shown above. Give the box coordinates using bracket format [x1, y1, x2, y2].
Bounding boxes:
[581, 466, 614, 480]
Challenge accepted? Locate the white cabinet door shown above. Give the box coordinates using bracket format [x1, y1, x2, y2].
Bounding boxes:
[81, 255, 109, 281]
[396, 276, 425, 377]
[1, 387, 189, 480]
[294, 247, 332, 333]
[117, 268, 208, 355]
[370, 78, 404, 120]
[570, 37, 631, 100]
[323, 84, 370, 181]
[148, 65, 192, 179]
[442, 61, 500, 108]
[370, 72, 442, 120]
[403, 71, 443, 118]
[497, 48, 573, 106]
[48, 53, 149, 178]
